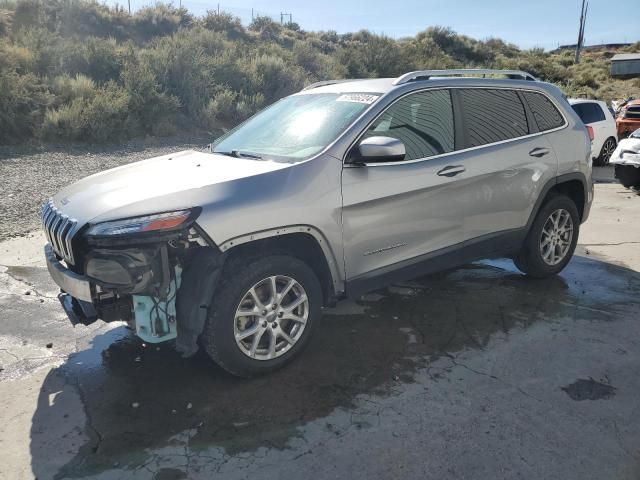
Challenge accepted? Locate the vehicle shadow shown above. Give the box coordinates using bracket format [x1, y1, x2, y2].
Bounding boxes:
[29, 255, 640, 478]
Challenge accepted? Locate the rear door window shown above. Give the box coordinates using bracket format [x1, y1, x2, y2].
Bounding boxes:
[521, 91, 565, 131]
[571, 102, 606, 124]
[458, 89, 529, 148]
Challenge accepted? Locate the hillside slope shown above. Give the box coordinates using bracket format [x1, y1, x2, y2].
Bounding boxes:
[0, 0, 638, 145]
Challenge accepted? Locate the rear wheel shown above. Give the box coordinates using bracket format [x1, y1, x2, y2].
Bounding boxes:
[514, 194, 579, 278]
[202, 255, 322, 377]
[596, 137, 616, 165]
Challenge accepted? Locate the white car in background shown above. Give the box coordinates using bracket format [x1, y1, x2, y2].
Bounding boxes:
[569, 99, 618, 165]
[610, 128, 640, 189]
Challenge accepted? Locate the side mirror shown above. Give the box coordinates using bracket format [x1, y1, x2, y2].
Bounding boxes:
[352, 136, 406, 163]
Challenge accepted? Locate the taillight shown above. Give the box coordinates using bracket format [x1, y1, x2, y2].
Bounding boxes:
[586, 125, 594, 141]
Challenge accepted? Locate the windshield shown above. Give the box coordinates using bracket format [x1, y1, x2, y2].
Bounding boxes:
[211, 93, 380, 162]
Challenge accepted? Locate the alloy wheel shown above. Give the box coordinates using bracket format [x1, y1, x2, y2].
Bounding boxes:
[234, 275, 309, 360]
[601, 138, 616, 164]
[539, 208, 574, 266]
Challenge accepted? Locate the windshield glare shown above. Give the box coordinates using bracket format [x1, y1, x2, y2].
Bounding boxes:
[212, 93, 379, 161]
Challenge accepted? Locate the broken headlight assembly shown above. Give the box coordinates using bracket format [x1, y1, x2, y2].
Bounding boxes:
[82, 209, 204, 343]
[83, 209, 201, 290]
[86, 208, 200, 238]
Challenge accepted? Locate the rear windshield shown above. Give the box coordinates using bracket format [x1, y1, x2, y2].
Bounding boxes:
[571, 102, 605, 124]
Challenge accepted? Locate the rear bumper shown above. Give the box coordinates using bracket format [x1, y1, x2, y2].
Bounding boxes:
[45, 244, 92, 302]
[617, 119, 640, 137]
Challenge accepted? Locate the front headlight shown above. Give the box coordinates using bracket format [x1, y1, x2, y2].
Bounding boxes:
[86, 209, 198, 237]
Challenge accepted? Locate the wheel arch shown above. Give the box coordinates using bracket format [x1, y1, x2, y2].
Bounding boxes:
[527, 173, 589, 231]
[219, 226, 343, 305]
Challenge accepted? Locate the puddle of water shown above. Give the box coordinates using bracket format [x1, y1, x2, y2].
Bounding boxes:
[561, 378, 617, 401]
[29, 254, 640, 478]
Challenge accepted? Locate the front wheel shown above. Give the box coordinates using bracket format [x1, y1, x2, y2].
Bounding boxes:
[514, 194, 580, 278]
[202, 255, 322, 377]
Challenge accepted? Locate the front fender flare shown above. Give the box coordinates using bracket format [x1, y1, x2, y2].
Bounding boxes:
[218, 225, 344, 295]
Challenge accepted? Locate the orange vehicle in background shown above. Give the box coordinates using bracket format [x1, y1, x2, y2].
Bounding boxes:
[617, 99, 640, 138]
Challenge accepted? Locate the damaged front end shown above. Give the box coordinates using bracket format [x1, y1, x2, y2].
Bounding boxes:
[44, 206, 224, 357]
[610, 129, 640, 189]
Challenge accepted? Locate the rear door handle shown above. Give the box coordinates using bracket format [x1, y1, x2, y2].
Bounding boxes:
[437, 165, 466, 177]
[529, 147, 550, 158]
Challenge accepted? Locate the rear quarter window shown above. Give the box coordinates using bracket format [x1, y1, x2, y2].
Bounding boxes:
[522, 91, 565, 131]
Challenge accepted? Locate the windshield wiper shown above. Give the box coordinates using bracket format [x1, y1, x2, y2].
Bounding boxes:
[214, 150, 263, 160]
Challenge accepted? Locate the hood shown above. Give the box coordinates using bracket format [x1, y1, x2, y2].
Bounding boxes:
[609, 136, 640, 166]
[52, 150, 291, 223]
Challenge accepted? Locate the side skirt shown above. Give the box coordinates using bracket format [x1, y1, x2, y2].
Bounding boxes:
[345, 228, 526, 299]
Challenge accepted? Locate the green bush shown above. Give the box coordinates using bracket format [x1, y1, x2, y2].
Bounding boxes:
[51, 73, 96, 104]
[121, 55, 179, 134]
[0, 70, 50, 143]
[132, 3, 192, 41]
[201, 11, 246, 40]
[0, 8, 12, 36]
[250, 54, 306, 102]
[0, 0, 638, 145]
[41, 82, 131, 142]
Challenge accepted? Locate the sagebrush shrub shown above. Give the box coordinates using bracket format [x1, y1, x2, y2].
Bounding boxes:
[0, 0, 637, 145]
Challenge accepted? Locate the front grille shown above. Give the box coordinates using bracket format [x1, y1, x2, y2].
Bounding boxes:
[41, 200, 79, 265]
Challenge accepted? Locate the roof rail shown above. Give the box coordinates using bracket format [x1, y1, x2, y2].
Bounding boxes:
[302, 79, 361, 91]
[392, 69, 540, 86]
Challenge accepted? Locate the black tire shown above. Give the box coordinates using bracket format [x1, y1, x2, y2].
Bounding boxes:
[595, 137, 616, 166]
[514, 194, 580, 278]
[202, 254, 322, 377]
[615, 164, 640, 189]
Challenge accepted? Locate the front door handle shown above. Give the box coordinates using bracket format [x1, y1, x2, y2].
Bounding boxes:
[529, 147, 550, 158]
[437, 165, 466, 177]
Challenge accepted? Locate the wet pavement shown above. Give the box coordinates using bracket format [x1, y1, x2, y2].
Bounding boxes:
[0, 183, 639, 479]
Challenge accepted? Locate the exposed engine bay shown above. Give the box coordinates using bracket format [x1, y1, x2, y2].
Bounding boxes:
[65, 226, 224, 357]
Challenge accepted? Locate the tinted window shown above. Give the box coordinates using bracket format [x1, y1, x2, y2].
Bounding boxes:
[571, 102, 606, 124]
[363, 89, 454, 161]
[458, 89, 529, 147]
[522, 91, 565, 131]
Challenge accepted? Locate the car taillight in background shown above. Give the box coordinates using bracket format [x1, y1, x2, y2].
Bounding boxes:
[586, 125, 595, 141]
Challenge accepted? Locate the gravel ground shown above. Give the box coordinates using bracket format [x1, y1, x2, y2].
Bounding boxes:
[0, 138, 620, 243]
[0, 134, 210, 241]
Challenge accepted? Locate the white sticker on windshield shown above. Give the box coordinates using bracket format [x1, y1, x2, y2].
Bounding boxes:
[336, 94, 379, 104]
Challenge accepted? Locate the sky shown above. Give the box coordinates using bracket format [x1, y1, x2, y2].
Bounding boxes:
[112, 0, 639, 50]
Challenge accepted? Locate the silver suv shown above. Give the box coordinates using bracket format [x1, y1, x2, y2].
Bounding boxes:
[43, 69, 593, 376]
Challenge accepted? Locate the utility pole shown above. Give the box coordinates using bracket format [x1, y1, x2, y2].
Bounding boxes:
[128, 0, 131, 14]
[575, 0, 589, 64]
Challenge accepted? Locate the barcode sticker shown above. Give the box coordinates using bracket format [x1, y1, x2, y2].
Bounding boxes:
[336, 94, 380, 104]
